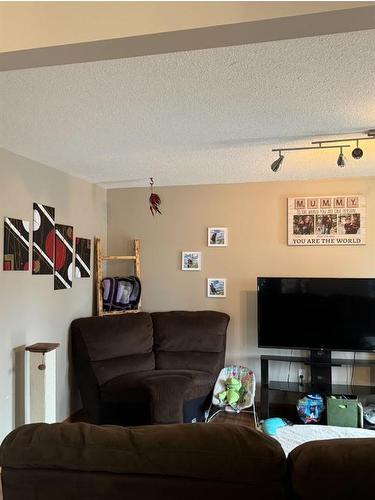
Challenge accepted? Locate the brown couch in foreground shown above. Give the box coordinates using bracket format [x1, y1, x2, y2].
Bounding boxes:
[1, 422, 375, 500]
[71, 311, 229, 426]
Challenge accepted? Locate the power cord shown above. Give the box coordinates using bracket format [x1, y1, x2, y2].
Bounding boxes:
[351, 352, 357, 389]
[287, 349, 293, 385]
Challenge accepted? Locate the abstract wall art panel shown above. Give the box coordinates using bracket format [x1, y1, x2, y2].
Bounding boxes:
[3, 217, 30, 271]
[75, 237, 91, 278]
[54, 224, 74, 290]
[32, 203, 55, 274]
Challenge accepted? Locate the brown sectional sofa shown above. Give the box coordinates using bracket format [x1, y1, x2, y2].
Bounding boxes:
[1, 421, 375, 500]
[71, 311, 229, 425]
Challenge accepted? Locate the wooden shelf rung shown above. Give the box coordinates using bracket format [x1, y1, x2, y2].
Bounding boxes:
[102, 309, 140, 316]
[103, 255, 136, 261]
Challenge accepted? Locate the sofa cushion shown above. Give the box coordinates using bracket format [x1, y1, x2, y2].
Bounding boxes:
[155, 351, 224, 377]
[287, 438, 375, 500]
[145, 374, 193, 424]
[100, 370, 155, 402]
[0, 468, 282, 499]
[91, 353, 155, 386]
[100, 369, 215, 403]
[152, 311, 229, 374]
[71, 313, 155, 384]
[71, 313, 154, 361]
[0, 422, 286, 488]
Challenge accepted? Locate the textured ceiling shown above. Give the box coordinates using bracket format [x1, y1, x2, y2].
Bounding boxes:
[1, 29, 375, 187]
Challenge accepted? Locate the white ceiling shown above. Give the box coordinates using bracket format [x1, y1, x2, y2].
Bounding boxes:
[1, 29, 375, 188]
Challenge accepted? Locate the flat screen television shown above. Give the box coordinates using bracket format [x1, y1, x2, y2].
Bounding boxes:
[257, 277, 375, 352]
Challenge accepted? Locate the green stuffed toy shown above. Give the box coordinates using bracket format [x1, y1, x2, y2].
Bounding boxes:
[217, 377, 242, 406]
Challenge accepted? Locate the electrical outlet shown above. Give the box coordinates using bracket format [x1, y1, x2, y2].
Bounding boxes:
[298, 368, 305, 383]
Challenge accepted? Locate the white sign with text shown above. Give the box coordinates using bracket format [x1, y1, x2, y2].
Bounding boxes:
[287, 195, 366, 246]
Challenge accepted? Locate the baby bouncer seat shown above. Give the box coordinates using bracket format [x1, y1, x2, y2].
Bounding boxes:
[206, 365, 257, 425]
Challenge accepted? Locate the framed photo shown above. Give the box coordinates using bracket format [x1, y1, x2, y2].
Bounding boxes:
[181, 251, 201, 271]
[207, 278, 226, 298]
[208, 227, 228, 247]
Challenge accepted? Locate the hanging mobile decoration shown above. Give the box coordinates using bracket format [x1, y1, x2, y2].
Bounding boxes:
[149, 177, 162, 216]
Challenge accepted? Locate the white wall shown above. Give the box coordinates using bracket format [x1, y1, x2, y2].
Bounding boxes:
[0, 148, 107, 442]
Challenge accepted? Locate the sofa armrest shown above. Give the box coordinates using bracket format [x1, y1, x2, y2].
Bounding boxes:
[1, 422, 285, 485]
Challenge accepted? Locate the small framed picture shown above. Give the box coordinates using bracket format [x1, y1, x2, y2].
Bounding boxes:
[181, 251, 201, 271]
[208, 227, 228, 247]
[207, 278, 227, 298]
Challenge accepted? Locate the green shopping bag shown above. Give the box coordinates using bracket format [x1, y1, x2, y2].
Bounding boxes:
[327, 396, 359, 428]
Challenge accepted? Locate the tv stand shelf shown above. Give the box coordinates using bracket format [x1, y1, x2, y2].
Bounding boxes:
[261, 354, 375, 420]
[268, 381, 375, 396]
[262, 355, 375, 367]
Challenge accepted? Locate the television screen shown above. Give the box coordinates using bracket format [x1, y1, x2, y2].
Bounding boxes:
[257, 277, 375, 352]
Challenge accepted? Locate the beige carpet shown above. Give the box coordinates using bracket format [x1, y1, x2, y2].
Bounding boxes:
[211, 410, 257, 428]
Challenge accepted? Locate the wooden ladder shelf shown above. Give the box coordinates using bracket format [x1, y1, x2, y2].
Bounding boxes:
[95, 238, 141, 316]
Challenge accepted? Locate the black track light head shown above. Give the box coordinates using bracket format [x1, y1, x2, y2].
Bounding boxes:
[337, 148, 346, 168]
[271, 152, 284, 173]
[352, 147, 363, 159]
[352, 140, 363, 159]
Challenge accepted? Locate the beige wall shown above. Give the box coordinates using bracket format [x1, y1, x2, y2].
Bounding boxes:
[0, 148, 107, 441]
[108, 177, 375, 394]
[0, 1, 370, 52]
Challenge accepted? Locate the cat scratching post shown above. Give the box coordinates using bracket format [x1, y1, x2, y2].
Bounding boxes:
[25, 343, 60, 424]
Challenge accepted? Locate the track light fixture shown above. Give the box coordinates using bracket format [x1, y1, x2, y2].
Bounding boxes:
[337, 147, 346, 167]
[271, 151, 284, 172]
[270, 145, 350, 172]
[271, 130, 375, 173]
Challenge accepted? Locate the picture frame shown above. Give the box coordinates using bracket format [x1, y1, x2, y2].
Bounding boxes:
[207, 278, 227, 298]
[208, 227, 228, 247]
[181, 251, 201, 271]
[287, 195, 366, 246]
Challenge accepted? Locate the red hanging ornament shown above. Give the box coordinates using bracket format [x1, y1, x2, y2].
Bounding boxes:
[149, 178, 162, 216]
